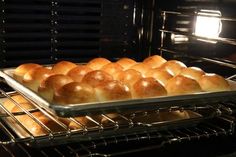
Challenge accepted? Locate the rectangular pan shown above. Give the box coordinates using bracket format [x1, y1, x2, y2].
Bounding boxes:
[0, 68, 236, 117]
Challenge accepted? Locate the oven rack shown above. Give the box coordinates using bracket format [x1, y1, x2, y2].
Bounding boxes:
[159, 10, 236, 70]
[0, 115, 234, 157]
[0, 88, 231, 147]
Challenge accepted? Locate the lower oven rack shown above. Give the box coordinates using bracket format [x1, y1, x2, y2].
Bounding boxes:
[0, 115, 234, 157]
[0, 88, 230, 147]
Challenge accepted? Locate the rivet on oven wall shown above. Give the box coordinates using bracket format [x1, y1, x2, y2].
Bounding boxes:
[123, 5, 129, 10]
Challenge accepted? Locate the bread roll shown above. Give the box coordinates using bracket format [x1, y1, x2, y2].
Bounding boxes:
[116, 58, 137, 70]
[145, 68, 173, 86]
[87, 57, 111, 70]
[160, 60, 187, 76]
[143, 55, 167, 68]
[3, 95, 30, 111]
[67, 65, 93, 82]
[38, 74, 73, 102]
[52, 61, 77, 75]
[198, 73, 230, 92]
[129, 63, 150, 76]
[95, 80, 131, 102]
[114, 69, 143, 89]
[179, 67, 205, 81]
[22, 67, 54, 92]
[101, 63, 124, 75]
[53, 82, 97, 105]
[166, 75, 202, 95]
[13, 63, 42, 83]
[131, 77, 167, 98]
[81, 70, 113, 88]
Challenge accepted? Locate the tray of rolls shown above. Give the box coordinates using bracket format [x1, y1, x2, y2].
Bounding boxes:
[0, 55, 236, 117]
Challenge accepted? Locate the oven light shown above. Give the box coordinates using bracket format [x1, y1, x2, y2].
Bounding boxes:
[195, 10, 222, 39]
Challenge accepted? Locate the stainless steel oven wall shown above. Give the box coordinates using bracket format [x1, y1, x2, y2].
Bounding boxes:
[152, 0, 236, 77]
[0, 0, 156, 67]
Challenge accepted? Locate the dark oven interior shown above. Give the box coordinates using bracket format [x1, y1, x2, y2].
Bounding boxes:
[0, 0, 236, 156]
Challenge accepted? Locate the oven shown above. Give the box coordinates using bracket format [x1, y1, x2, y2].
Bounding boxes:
[0, 0, 236, 156]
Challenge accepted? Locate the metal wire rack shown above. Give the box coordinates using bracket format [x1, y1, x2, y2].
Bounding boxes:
[0, 115, 234, 157]
[0, 86, 232, 147]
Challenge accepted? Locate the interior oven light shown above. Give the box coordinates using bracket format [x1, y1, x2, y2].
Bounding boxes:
[194, 10, 222, 40]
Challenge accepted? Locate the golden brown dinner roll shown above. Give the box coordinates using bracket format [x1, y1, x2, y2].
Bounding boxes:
[67, 65, 93, 82]
[53, 82, 97, 105]
[101, 63, 124, 75]
[179, 67, 205, 81]
[129, 63, 150, 76]
[116, 58, 137, 70]
[131, 77, 167, 98]
[95, 80, 131, 102]
[160, 60, 187, 76]
[145, 68, 173, 86]
[3, 94, 30, 111]
[87, 57, 111, 70]
[13, 63, 42, 83]
[198, 73, 231, 92]
[22, 67, 54, 92]
[52, 61, 77, 75]
[38, 74, 73, 102]
[81, 70, 113, 88]
[114, 69, 143, 89]
[143, 55, 167, 68]
[166, 75, 202, 95]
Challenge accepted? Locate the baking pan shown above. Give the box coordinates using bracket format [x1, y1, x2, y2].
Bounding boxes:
[0, 68, 236, 117]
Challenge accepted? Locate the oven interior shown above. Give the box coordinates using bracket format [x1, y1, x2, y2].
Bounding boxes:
[0, 0, 236, 156]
